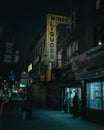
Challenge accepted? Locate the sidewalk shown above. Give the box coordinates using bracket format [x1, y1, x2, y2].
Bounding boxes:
[1, 107, 104, 130]
[34, 109, 104, 129]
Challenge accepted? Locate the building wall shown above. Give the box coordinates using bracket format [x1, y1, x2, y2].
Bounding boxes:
[26, 1, 104, 123]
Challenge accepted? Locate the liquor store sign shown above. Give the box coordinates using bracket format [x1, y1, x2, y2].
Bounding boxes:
[46, 14, 71, 62]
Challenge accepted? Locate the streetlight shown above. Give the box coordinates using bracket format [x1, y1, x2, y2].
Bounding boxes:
[98, 40, 102, 45]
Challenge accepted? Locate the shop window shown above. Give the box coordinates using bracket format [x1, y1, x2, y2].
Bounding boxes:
[87, 82, 102, 110]
[102, 82, 104, 110]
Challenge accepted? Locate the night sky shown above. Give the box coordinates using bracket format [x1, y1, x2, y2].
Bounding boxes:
[0, 0, 70, 80]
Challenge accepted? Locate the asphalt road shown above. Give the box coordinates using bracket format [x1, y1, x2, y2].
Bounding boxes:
[1, 108, 104, 130]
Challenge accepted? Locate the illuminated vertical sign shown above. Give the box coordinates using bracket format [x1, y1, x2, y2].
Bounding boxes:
[46, 14, 71, 62]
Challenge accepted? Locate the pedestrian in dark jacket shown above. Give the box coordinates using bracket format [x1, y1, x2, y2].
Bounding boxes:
[64, 92, 69, 113]
[73, 93, 79, 117]
[21, 98, 32, 120]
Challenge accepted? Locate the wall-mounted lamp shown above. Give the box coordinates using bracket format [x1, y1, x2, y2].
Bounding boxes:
[98, 40, 102, 46]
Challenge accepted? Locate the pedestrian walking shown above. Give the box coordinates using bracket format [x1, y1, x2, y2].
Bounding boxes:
[64, 92, 69, 113]
[21, 96, 32, 120]
[72, 92, 79, 117]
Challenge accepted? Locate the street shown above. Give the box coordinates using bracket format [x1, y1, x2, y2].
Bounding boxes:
[1, 107, 104, 130]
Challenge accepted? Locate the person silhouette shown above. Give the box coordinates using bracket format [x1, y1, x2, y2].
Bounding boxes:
[73, 92, 79, 117]
[21, 96, 32, 120]
[64, 92, 69, 113]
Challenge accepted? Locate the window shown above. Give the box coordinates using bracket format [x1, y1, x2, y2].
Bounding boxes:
[66, 40, 78, 58]
[87, 82, 102, 110]
[102, 82, 104, 110]
[66, 45, 71, 58]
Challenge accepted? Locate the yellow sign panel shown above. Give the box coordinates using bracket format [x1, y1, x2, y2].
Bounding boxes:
[46, 69, 51, 81]
[46, 14, 71, 62]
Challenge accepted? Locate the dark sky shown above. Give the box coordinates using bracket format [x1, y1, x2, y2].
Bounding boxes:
[0, 0, 70, 79]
